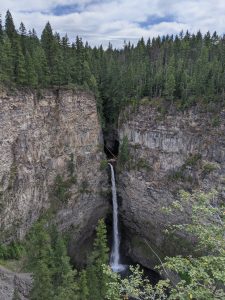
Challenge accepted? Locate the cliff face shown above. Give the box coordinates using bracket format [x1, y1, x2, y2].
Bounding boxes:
[118, 102, 225, 269]
[0, 266, 31, 300]
[0, 89, 109, 263]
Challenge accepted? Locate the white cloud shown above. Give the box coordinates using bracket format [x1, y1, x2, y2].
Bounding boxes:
[0, 0, 224, 48]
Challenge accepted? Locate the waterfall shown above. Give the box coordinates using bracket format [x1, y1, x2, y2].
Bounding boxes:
[109, 163, 126, 272]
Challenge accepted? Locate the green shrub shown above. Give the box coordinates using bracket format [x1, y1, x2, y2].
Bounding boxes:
[202, 162, 218, 174]
[136, 158, 152, 171]
[54, 175, 73, 203]
[212, 116, 220, 127]
[185, 153, 202, 166]
[168, 169, 193, 183]
[0, 241, 24, 260]
[118, 136, 130, 169]
[168, 170, 185, 181]
[100, 160, 108, 171]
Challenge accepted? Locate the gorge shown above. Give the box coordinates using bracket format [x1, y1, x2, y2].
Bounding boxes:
[0, 7, 224, 298]
[1, 88, 224, 293]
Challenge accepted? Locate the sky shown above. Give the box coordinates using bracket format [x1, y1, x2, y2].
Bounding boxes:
[0, 0, 225, 48]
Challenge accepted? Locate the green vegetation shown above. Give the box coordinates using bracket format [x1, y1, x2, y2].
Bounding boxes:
[1, 199, 224, 299]
[162, 190, 225, 299]
[168, 169, 193, 183]
[168, 155, 219, 183]
[135, 158, 152, 171]
[202, 161, 218, 174]
[99, 159, 108, 170]
[54, 175, 73, 203]
[0, 241, 24, 260]
[0, 11, 225, 127]
[26, 220, 78, 300]
[117, 136, 130, 169]
[184, 153, 202, 167]
[212, 116, 221, 127]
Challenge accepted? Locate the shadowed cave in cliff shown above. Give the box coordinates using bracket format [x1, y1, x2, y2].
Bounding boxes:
[103, 129, 120, 159]
[104, 139, 119, 159]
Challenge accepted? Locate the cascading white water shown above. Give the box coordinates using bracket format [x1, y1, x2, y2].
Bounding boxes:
[109, 163, 126, 272]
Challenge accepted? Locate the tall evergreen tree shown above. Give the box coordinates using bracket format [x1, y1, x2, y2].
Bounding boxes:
[87, 219, 109, 300]
[78, 270, 89, 300]
[0, 14, 3, 38]
[41, 22, 54, 68]
[13, 40, 26, 85]
[0, 35, 14, 84]
[5, 10, 16, 39]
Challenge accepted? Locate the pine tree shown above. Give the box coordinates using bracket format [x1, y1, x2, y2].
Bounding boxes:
[0, 14, 3, 38]
[5, 10, 16, 39]
[30, 260, 54, 300]
[0, 35, 14, 84]
[41, 22, 54, 69]
[86, 265, 101, 300]
[25, 52, 38, 87]
[87, 219, 109, 299]
[164, 55, 176, 99]
[13, 39, 27, 85]
[33, 46, 50, 86]
[51, 227, 77, 297]
[92, 219, 109, 265]
[19, 22, 27, 54]
[51, 39, 64, 86]
[26, 220, 53, 271]
[78, 270, 89, 300]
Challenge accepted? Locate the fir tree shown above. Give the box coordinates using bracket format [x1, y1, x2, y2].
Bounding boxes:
[25, 52, 38, 87]
[87, 219, 109, 299]
[41, 22, 54, 69]
[78, 270, 89, 300]
[0, 35, 13, 84]
[30, 260, 54, 300]
[0, 14, 3, 38]
[13, 39, 27, 85]
[5, 10, 16, 39]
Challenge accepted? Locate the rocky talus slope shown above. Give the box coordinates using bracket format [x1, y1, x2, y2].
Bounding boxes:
[118, 102, 225, 269]
[0, 89, 109, 264]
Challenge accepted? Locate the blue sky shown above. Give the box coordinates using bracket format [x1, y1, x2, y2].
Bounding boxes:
[0, 0, 225, 47]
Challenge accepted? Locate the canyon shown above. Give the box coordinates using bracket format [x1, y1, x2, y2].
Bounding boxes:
[1, 90, 225, 297]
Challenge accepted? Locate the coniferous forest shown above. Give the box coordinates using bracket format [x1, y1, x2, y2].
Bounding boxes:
[0, 10, 225, 126]
[0, 10, 225, 300]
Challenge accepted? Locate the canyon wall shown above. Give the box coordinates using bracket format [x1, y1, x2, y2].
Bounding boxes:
[118, 101, 225, 269]
[0, 266, 31, 300]
[0, 89, 109, 264]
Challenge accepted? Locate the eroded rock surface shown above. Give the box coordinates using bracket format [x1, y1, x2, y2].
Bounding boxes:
[118, 103, 225, 269]
[0, 89, 109, 264]
[0, 266, 31, 300]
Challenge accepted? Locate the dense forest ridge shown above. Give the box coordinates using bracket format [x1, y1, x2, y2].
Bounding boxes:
[0, 10, 225, 126]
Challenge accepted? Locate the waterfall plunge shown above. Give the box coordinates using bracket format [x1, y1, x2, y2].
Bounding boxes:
[109, 163, 126, 273]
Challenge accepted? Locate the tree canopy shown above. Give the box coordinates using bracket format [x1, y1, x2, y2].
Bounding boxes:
[0, 11, 225, 127]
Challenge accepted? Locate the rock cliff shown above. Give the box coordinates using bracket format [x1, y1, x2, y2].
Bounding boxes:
[0, 89, 109, 264]
[0, 266, 31, 300]
[118, 102, 225, 269]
